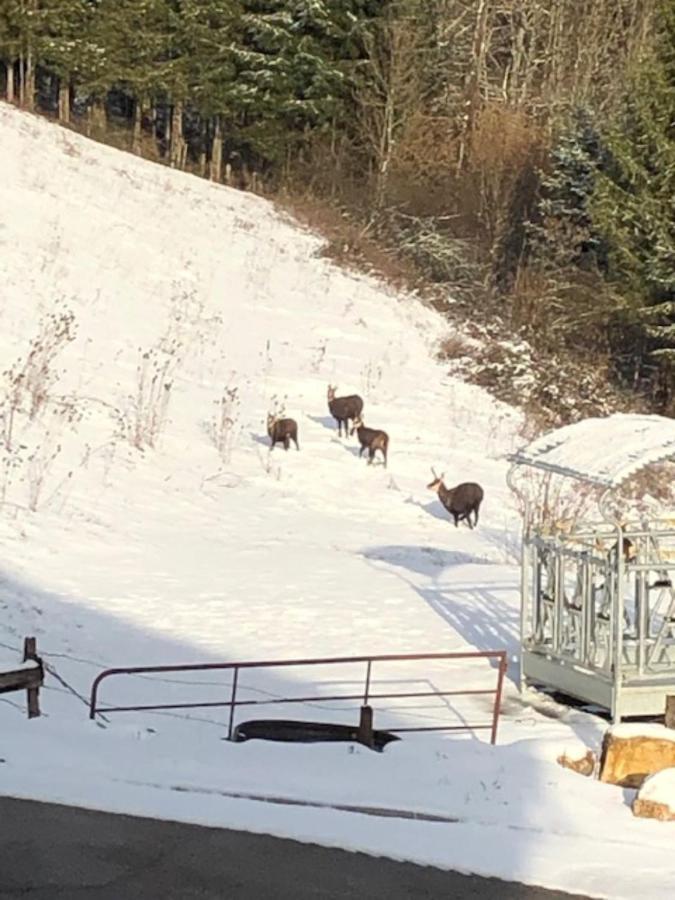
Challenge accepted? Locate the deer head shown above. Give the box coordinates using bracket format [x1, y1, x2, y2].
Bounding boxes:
[427, 467, 445, 492]
[327, 384, 337, 401]
[350, 414, 363, 435]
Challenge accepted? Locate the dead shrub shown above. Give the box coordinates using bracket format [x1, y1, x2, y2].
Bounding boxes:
[512, 470, 600, 535]
[1, 309, 77, 441]
[210, 382, 240, 463]
[276, 193, 425, 292]
[125, 345, 177, 450]
[466, 104, 546, 256]
[437, 332, 476, 362]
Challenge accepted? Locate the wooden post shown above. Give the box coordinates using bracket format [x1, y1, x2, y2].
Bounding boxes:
[23, 636, 42, 719]
[357, 704, 374, 748]
[665, 695, 675, 729]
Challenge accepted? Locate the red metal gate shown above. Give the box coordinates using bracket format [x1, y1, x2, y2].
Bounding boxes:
[89, 650, 508, 744]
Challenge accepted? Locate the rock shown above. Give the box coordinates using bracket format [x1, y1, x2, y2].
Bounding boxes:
[600, 724, 675, 788]
[557, 749, 596, 777]
[633, 768, 675, 821]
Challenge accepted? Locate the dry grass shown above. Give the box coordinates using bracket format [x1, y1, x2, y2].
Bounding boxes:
[276, 193, 429, 295]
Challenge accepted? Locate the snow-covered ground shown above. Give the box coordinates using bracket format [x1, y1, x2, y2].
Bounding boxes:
[1, 102, 674, 898]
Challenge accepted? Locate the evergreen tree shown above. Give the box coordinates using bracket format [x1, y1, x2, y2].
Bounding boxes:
[178, 0, 240, 117]
[33, 0, 97, 119]
[0, 3, 22, 101]
[228, 0, 359, 159]
[528, 109, 607, 272]
[87, 0, 176, 101]
[591, 0, 675, 389]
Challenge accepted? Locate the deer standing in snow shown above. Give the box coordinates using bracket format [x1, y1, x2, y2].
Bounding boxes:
[351, 415, 389, 467]
[327, 384, 363, 437]
[427, 468, 484, 528]
[267, 413, 299, 451]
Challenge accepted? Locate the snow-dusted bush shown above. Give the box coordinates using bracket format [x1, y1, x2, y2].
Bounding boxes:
[210, 383, 240, 463]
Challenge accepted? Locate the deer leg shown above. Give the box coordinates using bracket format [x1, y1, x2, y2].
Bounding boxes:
[359, 446, 364, 457]
[284, 436, 290, 451]
[368, 448, 374, 465]
[294, 437, 299, 451]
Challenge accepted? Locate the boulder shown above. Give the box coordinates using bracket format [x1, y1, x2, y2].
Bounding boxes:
[557, 749, 596, 777]
[600, 724, 675, 788]
[633, 768, 675, 821]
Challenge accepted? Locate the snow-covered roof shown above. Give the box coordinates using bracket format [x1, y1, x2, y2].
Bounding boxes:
[508, 414, 675, 488]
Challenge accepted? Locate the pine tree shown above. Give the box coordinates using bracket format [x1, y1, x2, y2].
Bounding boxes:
[228, 0, 356, 160]
[33, 0, 97, 121]
[591, 1, 675, 391]
[0, 2, 22, 102]
[175, 0, 241, 178]
[0, 0, 39, 108]
[528, 109, 607, 272]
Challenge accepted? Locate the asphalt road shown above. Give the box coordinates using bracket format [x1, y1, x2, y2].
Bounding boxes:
[0, 796, 591, 899]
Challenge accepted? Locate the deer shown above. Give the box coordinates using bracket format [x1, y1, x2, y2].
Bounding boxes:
[427, 468, 484, 529]
[267, 413, 299, 451]
[350, 414, 388, 467]
[327, 384, 364, 437]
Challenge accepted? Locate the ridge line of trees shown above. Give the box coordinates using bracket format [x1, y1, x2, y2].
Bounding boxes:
[2, 0, 674, 413]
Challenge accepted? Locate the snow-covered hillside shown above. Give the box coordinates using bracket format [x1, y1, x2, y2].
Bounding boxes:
[1, 103, 674, 899]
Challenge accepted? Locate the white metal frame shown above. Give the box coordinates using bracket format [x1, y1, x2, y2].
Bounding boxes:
[508, 416, 675, 722]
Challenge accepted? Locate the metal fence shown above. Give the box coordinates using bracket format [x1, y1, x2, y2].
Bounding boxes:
[89, 649, 508, 744]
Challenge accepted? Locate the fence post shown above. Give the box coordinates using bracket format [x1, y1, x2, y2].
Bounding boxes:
[227, 667, 239, 740]
[363, 659, 372, 705]
[491, 653, 508, 745]
[23, 636, 42, 719]
[357, 705, 374, 749]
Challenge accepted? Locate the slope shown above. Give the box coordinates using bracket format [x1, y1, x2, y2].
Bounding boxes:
[0, 103, 673, 899]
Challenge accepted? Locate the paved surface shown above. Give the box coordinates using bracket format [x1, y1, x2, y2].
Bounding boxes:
[0, 795, 590, 899]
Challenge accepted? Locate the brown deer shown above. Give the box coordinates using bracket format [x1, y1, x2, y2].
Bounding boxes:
[267, 413, 299, 451]
[427, 468, 483, 528]
[351, 415, 388, 467]
[327, 384, 363, 437]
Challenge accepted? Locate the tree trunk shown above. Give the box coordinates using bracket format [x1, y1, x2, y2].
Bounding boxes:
[58, 78, 70, 123]
[456, 0, 489, 174]
[147, 103, 158, 158]
[378, 94, 394, 208]
[87, 97, 106, 137]
[18, 53, 24, 105]
[209, 116, 223, 182]
[24, 48, 35, 110]
[169, 101, 185, 169]
[132, 97, 143, 154]
[5, 60, 15, 102]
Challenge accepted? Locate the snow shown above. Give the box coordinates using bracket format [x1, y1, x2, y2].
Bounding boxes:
[510, 413, 675, 488]
[1, 101, 675, 897]
[638, 768, 675, 809]
[0, 656, 38, 672]
[610, 723, 675, 743]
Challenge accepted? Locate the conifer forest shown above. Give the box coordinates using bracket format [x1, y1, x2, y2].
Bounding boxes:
[1, 1, 674, 418]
